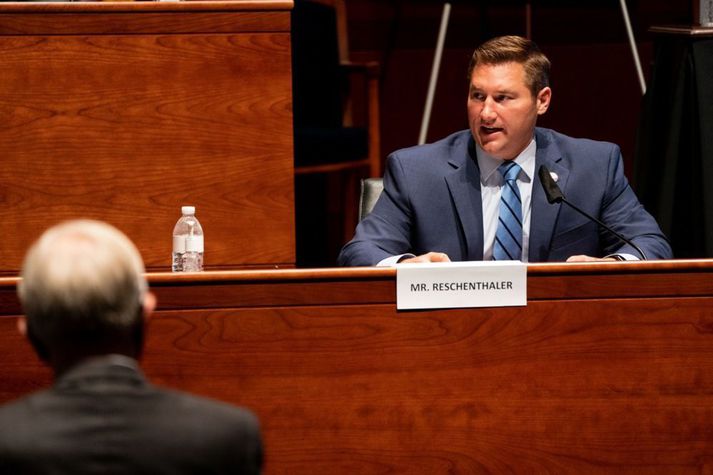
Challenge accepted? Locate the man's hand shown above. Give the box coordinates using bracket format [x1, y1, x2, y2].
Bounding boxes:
[566, 255, 618, 262]
[400, 252, 451, 263]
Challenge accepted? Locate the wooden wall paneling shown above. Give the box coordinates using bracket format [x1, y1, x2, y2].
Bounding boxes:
[0, 2, 295, 273]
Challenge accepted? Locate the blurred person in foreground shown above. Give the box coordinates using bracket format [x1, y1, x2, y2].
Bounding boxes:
[0, 219, 262, 474]
[339, 35, 672, 266]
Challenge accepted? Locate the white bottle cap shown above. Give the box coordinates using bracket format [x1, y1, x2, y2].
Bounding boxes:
[181, 206, 195, 215]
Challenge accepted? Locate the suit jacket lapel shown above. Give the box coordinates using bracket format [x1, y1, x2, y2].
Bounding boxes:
[530, 129, 569, 262]
[444, 137, 484, 260]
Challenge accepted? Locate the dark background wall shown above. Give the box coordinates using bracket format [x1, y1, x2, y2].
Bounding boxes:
[346, 0, 691, 171]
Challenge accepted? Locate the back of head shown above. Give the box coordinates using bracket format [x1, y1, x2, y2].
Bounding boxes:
[18, 220, 147, 364]
[468, 35, 551, 96]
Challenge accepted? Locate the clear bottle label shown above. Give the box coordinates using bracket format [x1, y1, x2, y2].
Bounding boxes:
[185, 235, 204, 252]
[173, 235, 186, 253]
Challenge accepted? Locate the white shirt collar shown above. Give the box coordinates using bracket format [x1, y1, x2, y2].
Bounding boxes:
[476, 137, 537, 185]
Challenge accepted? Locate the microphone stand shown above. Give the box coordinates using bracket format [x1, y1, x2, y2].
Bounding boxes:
[538, 164, 647, 260]
[557, 197, 648, 261]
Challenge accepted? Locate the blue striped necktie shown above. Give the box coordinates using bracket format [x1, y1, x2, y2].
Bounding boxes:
[493, 161, 523, 261]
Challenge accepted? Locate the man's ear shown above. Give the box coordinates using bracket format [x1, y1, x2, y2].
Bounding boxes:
[142, 292, 156, 319]
[536, 87, 552, 115]
[16, 316, 27, 337]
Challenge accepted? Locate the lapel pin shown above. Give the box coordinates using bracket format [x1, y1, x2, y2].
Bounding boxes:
[549, 171, 559, 183]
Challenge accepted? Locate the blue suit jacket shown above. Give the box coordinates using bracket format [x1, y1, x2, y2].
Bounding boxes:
[338, 128, 672, 266]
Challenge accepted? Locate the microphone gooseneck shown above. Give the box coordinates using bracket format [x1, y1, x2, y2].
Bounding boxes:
[537, 165, 647, 260]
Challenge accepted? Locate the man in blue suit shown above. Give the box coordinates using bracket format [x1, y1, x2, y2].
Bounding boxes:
[339, 35, 672, 266]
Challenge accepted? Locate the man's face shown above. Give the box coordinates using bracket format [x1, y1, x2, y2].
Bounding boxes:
[467, 62, 551, 160]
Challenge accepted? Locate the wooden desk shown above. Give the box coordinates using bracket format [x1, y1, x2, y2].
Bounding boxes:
[2, 261, 713, 473]
[0, 1, 295, 273]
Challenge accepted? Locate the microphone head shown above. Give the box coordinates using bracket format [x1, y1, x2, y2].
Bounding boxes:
[538, 165, 565, 204]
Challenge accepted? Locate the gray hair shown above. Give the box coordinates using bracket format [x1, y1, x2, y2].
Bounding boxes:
[17, 220, 147, 349]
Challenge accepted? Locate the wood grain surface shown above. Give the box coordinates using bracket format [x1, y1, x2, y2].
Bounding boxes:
[0, 11, 291, 35]
[0, 2, 294, 272]
[2, 261, 713, 473]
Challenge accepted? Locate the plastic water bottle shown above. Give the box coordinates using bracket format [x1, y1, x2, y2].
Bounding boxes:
[172, 206, 204, 272]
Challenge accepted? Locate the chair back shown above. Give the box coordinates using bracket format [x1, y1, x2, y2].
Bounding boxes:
[359, 177, 384, 221]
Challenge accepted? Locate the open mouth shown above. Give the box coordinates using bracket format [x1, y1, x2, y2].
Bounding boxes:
[481, 126, 503, 135]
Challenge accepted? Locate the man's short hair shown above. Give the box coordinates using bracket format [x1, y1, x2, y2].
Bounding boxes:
[467, 35, 551, 96]
[17, 220, 147, 354]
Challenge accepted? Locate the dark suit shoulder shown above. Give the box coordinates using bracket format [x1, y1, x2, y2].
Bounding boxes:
[389, 130, 472, 168]
[145, 388, 263, 473]
[0, 390, 56, 466]
[0, 388, 53, 431]
[158, 386, 260, 433]
[0, 385, 263, 475]
[536, 127, 619, 158]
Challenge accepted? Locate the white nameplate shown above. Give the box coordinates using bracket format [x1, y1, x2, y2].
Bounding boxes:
[396, 261, 526, 310]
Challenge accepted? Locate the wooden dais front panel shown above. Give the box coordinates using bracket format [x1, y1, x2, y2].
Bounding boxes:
[3, 261, 713, 473]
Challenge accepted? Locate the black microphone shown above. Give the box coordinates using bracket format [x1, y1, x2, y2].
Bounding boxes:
[537, 165, 647, 260]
